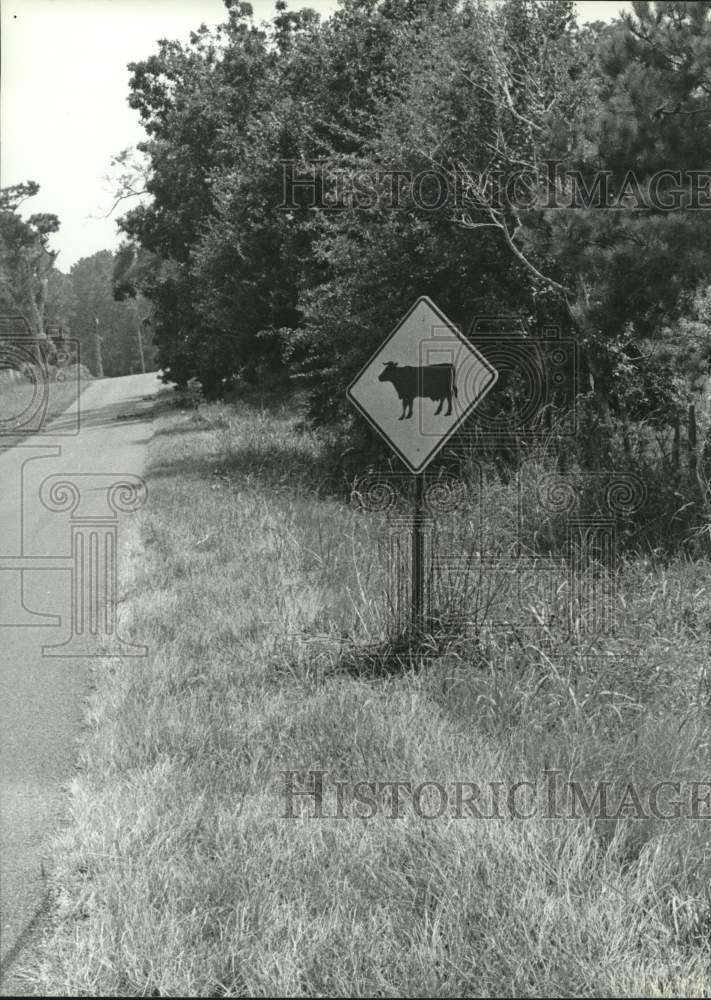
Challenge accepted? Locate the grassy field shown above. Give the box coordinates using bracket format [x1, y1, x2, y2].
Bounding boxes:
[28, 394, 710, 997]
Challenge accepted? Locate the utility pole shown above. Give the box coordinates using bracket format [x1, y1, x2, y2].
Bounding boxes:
[94, 317, 104, 378]
[133, 301, 146, 374]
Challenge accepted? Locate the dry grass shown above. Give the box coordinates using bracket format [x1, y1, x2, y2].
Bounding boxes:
[26, 397, 711, 997]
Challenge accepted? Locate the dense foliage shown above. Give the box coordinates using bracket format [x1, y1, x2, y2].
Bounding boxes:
[0, 182, 60, 342]
[118, 0, 711, 500]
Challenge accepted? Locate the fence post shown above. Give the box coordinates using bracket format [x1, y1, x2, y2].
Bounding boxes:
[688, 403, 697, 480]
[688, 403, 711, 538]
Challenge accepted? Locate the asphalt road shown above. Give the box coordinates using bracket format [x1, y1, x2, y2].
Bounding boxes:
[0, 372, 161, 988]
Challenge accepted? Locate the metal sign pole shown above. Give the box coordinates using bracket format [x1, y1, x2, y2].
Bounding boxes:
[412, 474, 425, 634]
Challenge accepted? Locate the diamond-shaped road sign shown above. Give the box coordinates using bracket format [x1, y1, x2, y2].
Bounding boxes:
[347, 297, 499, 473]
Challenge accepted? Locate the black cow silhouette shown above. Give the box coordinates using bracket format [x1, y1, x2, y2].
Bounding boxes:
[378, 361, 458, 420]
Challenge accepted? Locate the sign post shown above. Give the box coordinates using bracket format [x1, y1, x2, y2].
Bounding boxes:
[412, 473, 426, 632]
[347, 297, 498, 635]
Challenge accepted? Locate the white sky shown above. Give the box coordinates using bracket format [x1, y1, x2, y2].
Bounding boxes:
[1, 0, 629, 272]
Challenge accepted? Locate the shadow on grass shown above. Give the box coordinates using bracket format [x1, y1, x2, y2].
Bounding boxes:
[149, 444, 335, 498]
[323, 623, 484, 679]
[152, 420, 221, 438]
[150, 405, 335, 495]
[334, 636, 431, 677]
[152, 388, 460, 505]
[220, 379, 307, 415]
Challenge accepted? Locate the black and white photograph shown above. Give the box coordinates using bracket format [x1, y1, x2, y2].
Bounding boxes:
[1, 0, 710, 995]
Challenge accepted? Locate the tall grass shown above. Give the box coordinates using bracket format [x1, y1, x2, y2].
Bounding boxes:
[28, 396, 711, 997]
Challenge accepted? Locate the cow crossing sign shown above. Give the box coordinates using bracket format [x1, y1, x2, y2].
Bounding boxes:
[347, 297, 498, 473]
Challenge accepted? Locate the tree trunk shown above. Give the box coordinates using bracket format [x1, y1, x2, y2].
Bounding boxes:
[672, 412, 681, 484]
[688, 403, 698, 487]
[21, 269, 49, 365]
[688, 403, 710, 517]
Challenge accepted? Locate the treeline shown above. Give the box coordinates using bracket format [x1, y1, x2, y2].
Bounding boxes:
[118, 0, 711, 457]
[0, 183, 152, 377]
[49, 250, 153, 378]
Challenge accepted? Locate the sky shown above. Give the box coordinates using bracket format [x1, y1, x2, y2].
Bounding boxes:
[1, 0, 630, 272]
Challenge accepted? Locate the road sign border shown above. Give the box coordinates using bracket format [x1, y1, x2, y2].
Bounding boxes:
[346, 296, 499, 473]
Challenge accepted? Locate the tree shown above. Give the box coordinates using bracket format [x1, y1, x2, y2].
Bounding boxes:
[287, 0, 597, 424]
[117, 2, 282, 393]
[45, 268, 76, 332]
[70, 251, 153, 376]
[0, 182, 61, 343]
[116, 0, 711, 449]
